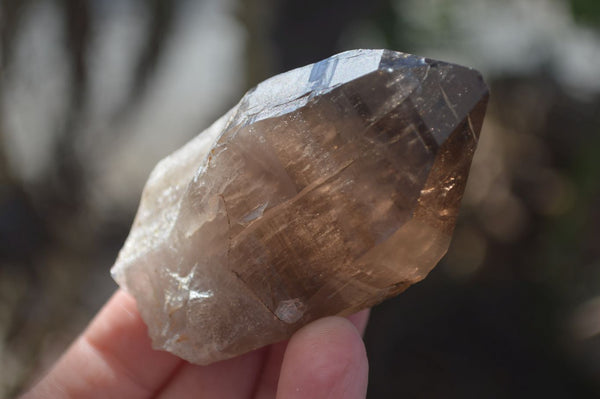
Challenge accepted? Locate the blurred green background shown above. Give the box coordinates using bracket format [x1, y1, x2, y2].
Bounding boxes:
[1, 0, 600, 397]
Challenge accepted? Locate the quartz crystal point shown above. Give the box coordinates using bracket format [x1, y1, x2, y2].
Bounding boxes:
[111, 49, 488, 365]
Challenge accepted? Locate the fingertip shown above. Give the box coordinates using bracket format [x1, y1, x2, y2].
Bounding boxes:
[347, 309, 371, 336]
[277, 316, 368, 399]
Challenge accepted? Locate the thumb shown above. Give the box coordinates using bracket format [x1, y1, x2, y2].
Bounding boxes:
[276, 316, 369, 399]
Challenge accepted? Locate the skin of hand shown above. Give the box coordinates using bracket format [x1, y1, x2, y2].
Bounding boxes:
[21, 290, 369, 399]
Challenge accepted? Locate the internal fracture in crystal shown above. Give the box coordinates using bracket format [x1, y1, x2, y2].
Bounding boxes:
[110, 49, 489, 365]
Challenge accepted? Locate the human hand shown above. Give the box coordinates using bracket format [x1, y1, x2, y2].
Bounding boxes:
[21, 290, 369, 398]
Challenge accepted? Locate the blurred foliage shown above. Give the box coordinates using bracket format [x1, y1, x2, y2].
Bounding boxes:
[571, 0, 600, 26]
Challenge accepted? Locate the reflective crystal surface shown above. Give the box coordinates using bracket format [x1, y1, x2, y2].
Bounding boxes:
[111, 49, 489, 365]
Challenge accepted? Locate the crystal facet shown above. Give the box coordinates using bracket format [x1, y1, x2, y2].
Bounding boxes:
[111, 49, 488, 365]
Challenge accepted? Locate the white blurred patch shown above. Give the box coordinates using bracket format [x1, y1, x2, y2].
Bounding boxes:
[2, 0, 245, 216]
[83, 1, 150, 128]
[88, 0, 245, 213]
[397, 0, 600, 96]
[570, 296, 600, 340]
[2, 1, 70, 183]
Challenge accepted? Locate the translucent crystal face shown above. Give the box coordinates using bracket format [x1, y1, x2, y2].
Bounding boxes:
[111, 49, 488, 365]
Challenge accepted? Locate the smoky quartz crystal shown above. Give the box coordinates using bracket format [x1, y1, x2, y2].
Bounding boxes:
[111, 49, 488, 365]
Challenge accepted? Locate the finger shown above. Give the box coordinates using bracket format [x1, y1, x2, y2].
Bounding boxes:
[251, 340, 288, 399]
[276, 316, 369, 399]
[22, 290, 182, 399]
[154, 346, 267, 399]
[348, 309, 370, 336]
[253, 309, 370, 399]
[144, 310, 370, 398]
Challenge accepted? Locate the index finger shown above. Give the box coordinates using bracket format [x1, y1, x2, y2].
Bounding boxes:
[22, 290, 182, 399]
